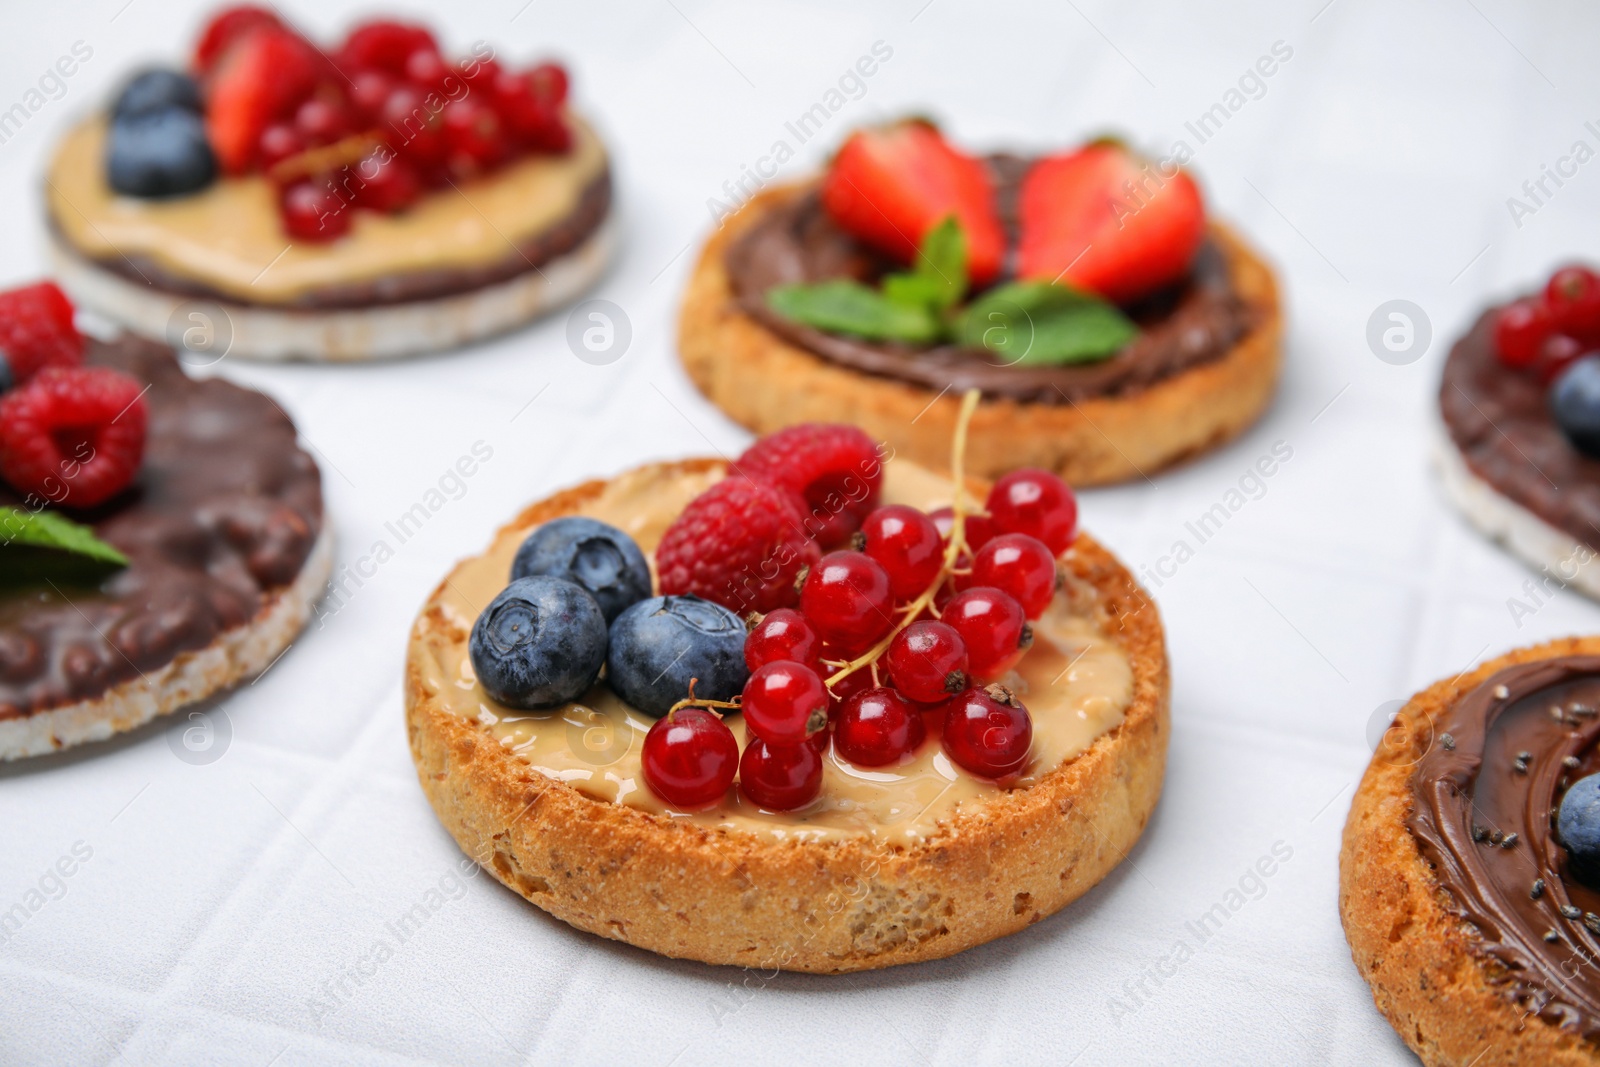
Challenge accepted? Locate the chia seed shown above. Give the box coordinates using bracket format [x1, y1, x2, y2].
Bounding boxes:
[1501, 833, 1519, 848]
[1533, 879, 1546, 899]
[1442, 733, 1456, 751]
[1566, 756, 1583, 770]
[1562, 904, 1582, 919]
[1493, 685, 1510, 699]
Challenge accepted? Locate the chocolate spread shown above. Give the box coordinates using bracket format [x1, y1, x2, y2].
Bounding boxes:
[724, 157, 1259, 404]
[1440, 310, 1600, 549]
[0, 334, 322, 717]
[1407, 657, 1600, 1036]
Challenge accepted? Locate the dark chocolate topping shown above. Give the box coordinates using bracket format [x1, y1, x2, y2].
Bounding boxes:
[0, 334, 322, 717]
[723, 159, 1259, 404]
[1407, 657, 1600, 1036]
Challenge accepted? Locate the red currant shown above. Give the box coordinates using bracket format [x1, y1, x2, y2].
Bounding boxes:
[641, 708, 737, 809]
[404, 47, 454, 91]
[799, 551, 895, 655]
[1546, 266, 1600, 344]
[986, 469, 1077, 555]
[1493, 296, 1553, 370]
[966, 534, 1058, 618]
[527, 62, 569, 107]
[929, 505, 994, 552]
[741, 661, 828, 745]
[883, 621, 968, 704]
[256, 122, 305, 171]
[348, 70, 394, 123]
[834, 686, 926, 767]
[739, 737, 823, 811]
[442, 96, 507, 174]
[858, 505, 942, 600]
[823, 663, 874, 716]
[1535, 333, 1588, 385]
[353, 148, 420, 213]
[293, 97, 352, 147]
[381, 84, 447, 168]
[943, 587, 1031, 680]
[279, 179, 352, 241]
[745, 608, 821, 672]
[942, 685, 1033, 778]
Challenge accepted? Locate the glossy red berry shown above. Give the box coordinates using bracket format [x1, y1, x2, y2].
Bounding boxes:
[942, 685, 1033, 778]
[0, 367, 146, 508]
[1493, 296, 1553, 370]
[824, 663, 874, 715]
[442, 96, 507, 174]
[193, 5, 282, 74]
[405, 48, 454, 91]
[352, 148, 420, 212]
[967, 534, 1058, 618]
[0, 281, 82, 386]
[799, 550, 895, 655]
[834, 686, 926, 767]
[739, 737, 824, 811]
[943, 586, 1031, 680]
[279, 179, 352, 240]
[929, 505, 995, 553]
[883, 621, 968, 704]
[337, 21, 437, 76]
[527, 62, 569, 107]
[381, 84, 447, 168]
[737, 424, 883, 547]
[641, 708, 738, 809]
[858, 505, 942, 600]
[292, 97, 352, 147]
[255, 122, 305, 170]
[741, 661, 828, 745]
[1546, 266, 1600, 344]
[745, 608, 821, 671]
[347, 70, 394, 123]
[986, 469, 1077, 555]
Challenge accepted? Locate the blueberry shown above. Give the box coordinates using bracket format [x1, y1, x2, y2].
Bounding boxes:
[606, 595, 749, 717]
[107, 109, 217, 199]
[1551, 356, 1600, 459]
[112, 68, 202, 121]
[1559, 773, 1600, 886]
[468, 576, 607, 709]
[511, 517, 651, 623]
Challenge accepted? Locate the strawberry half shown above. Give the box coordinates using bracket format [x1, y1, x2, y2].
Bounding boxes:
[821, 121, 1003, 286]
[192, 5, 282, 76]
[1017, 142, 1205, 304]
[204, 27, 320, 174]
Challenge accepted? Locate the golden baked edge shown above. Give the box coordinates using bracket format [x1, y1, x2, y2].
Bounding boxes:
[1339, 636, 1600, 1066]
[676, 184, 1283, 487]
[404, 458, 1170, 973]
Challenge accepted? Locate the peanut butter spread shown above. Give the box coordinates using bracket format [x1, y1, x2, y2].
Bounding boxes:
[413, 461, 1134, 843]
[45, 114, 608, 305]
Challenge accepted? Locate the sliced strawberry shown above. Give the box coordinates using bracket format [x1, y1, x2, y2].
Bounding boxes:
[204, 27, 320, 174]
[1016, 142, 1205, 304]
[820, 121, 1003, 286]
[193, 5, 282, 75]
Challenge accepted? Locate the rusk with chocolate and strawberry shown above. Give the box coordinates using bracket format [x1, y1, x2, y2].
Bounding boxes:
[405, 399, 1169, 971]
[44, 6, 613, 361]
[1438, 264, 1600, 600]
[0, 281, 328, 759]
[679, 119, 1282, 486]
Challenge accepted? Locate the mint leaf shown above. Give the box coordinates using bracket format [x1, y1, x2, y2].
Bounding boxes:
[1, 508, 128, 564]
[881, 216, 968, 315]
[957, 282, 1136, 365]
[768, 280, 941, 343]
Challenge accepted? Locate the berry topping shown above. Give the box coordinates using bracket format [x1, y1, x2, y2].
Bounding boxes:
[0, 282, 83, 389]
[883, 621, 969, 704]
[278, 178, 352, 241]
[857, 504, 942, 600]
[511, 517, 651, 624]
[468, 576, 607, 709]
[929, 505, 994, 552]
[656, 477, 819, 615]
[606, 595, 749, 717]
[193, 6, 283, 75]
[255, 122, 306, 170]
[0, 366, 147, 508]
[203, 25, 320, 174]
[741, 660, 828, 745]
[824, 660, 874, 713]
[821, 120, 1004, 286]
[1546, 266, 1600, 345]
[1535, 333, 1588, 386]
[107, 109, 217, 198]
[1017, 141, 1206, 304]
[798, 550, 895, 656]
[113, 69, 203, 120]
[642, 708, 738, 809]
[334, 20, 438, 76]
[834, 686, 926, 767]
[1550, 356, 1600, 459]
[736, 424, 883, 546]
[1493, 296, 1554, 370]
[942, 586, 1031, 681]
[739, 736, 824, 811]
[292, 96, 353, 147]
[745, 608, 821, 672]
[441, 95, 508, 175]
[942, 684, 1033, 779]
[985, 468, 1077, 555]
[966, 534, 1058, 619]
[1560, 774, 1600, 887]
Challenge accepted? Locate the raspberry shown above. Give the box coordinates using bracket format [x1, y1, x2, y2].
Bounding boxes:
[0, 282, 83, 390]
[656, 476, 820, 615]
[736, 424, 883, 547]
[0, 367, 147, 508]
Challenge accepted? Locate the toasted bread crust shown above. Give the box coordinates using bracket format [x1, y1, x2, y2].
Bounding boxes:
[405, 459, 1170, 972]
[677, 185, 1283, 487]
[1340, 637, 1600, 1066]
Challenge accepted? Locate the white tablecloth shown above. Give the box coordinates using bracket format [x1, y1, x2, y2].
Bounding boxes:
[4, 2, 1597, 1063]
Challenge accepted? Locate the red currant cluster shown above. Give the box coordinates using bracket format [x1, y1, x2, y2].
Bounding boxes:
[194, 7, 571, 240]
[1493, 265, 1600, 382]
[640, 465, 1079, 814]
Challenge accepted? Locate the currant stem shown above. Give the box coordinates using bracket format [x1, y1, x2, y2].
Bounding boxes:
[825, 387, 981, 692]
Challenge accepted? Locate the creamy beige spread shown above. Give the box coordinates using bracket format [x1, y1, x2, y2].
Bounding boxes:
[46, 114, 608, 304]
[415, 461, 1135, 843]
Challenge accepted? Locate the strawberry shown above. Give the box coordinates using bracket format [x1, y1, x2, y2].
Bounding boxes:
[204, 27, 320, 174]
[821, 121, 1003, 286]
[192, 5, 282, 76]
[1016, 142, 1205, 304]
